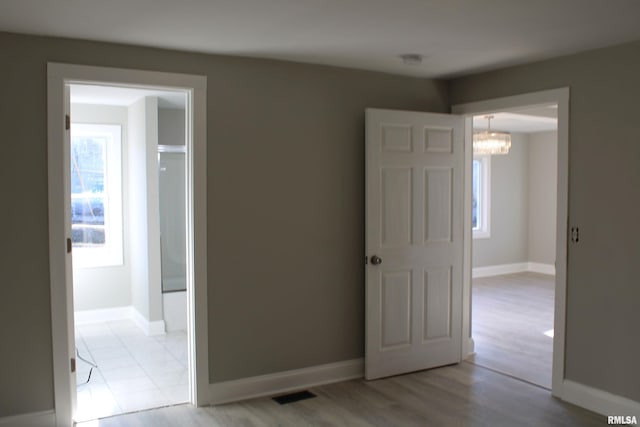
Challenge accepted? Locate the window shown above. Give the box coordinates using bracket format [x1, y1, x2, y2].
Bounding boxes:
[70, 123, 123, 267]
[472, 155, 490, 239]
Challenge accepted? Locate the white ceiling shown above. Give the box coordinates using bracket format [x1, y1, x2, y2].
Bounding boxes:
[2, 1, 640, 78]
[71, 84, 186, 109]
[474, 106, 558, 134]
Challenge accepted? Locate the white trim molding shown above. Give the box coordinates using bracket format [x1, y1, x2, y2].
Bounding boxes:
[0, 410, 56, 427]
[74, 306, 132, 325]
[131, 308, 166, 336]
[472, 262, 556, 278]
[209, 359, 364, 405]
[563, 380, 640, 418]
[75, 306, 167, 335]
[528, 262, 556, 276]
[472, 262, 529, 278]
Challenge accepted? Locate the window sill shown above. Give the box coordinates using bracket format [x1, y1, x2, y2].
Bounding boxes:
[473, 230, 491, 240]
[72, 247, 123, 269]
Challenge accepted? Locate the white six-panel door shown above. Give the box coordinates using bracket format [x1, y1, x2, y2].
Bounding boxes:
[365, 108, 464, 380]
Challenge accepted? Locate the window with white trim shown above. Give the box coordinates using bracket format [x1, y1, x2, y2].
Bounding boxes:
[472, 155, 491, 239]
[70, 123, 123, 267]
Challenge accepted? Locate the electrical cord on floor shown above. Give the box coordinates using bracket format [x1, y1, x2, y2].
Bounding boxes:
[76, 348, 98, 386]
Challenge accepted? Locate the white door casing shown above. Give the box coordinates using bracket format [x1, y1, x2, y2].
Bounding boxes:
[365, 108, 464, 380]
[48, 63, 209, 427]
[64, 83, 79, 419]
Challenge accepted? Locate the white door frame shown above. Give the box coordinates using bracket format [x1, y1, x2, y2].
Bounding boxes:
[47, 63, 209, 426]
[452, 87, 570, 398]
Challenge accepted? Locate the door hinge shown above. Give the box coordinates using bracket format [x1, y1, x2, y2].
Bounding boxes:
[66, 238, 72, 253]
[70, 357, 76, 373]
[65, 114, 70, 130]
[365, 256, 368, 265]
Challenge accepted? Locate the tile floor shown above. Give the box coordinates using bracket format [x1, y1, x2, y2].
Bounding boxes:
[74, 318, 189, 422]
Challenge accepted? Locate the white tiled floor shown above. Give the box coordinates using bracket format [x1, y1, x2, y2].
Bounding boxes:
[74, 319, 188, 422]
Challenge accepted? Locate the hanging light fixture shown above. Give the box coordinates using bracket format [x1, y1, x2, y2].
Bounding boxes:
[473, 115, 511, 155]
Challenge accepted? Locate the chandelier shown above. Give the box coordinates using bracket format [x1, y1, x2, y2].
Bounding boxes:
[473, 115, 511, 155]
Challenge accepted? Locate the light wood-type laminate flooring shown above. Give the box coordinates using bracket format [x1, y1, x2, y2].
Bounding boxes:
[77, 273, 596, 426]
[468, 272, 554, 389]
[76, 362, 603, 426]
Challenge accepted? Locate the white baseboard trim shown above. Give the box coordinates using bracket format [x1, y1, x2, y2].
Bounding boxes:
[527, 262, 556, 275]
[472, 262, 528, 278]
[464, 337, 476, 359]
[74, 306, 132, 325]
[0, 410, 55, 427]
[162, 291, 188, 332]
[209, 358, 364, 405]
[131, 308, 166, 336]
[75, 306, 166, 336]
[472, 262, 555, 278]
[563, 380, 640, 418]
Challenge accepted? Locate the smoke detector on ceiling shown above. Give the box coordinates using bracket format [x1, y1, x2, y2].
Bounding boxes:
[399, 54, 423, 65]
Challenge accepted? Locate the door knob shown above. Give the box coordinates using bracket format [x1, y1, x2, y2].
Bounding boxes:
[370, 255, 382, 265]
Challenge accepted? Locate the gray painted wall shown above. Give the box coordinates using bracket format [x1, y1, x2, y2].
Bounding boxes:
[0, 31, 447, 416]
[158, 108, 185, 146]
[451, 40, 640, 402]
[528, 131, 557, 265]
[473, 133, 529, 267]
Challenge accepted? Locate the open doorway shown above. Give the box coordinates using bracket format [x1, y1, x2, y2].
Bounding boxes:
[69, 85, 190, 421]
[467, 109, 558, 389]
[47, 63, 209, 426]
[453, 88, 569, 397]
